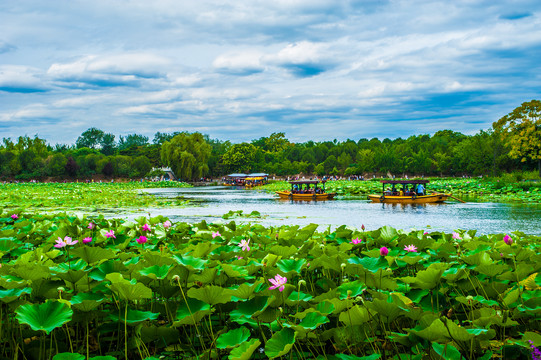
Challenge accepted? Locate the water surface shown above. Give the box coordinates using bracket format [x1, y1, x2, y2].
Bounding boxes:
[139, 186, 541, 235]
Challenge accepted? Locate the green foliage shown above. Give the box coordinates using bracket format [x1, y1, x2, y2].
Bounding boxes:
[222, 142, 257, 173]
[15, 301, 73, 334]
[160, 132, 211, 180]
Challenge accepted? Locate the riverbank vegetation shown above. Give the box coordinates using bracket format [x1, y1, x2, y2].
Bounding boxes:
[262, 176, 541, 203]
[1, 101, 540, 181]
[0, 181, 192, 213]
[0, 212, 539, 359]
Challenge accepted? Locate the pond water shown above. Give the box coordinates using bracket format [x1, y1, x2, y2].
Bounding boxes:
[139, 186, 541, 235]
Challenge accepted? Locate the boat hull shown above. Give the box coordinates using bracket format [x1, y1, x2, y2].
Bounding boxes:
[367, 193, 450, 204]
[276, 191, 336, 201]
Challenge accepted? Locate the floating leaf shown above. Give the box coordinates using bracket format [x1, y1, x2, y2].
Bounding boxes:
[108, 308, 159, 324]
[52, 353, 85, 360]
[16, 301, 73, 334]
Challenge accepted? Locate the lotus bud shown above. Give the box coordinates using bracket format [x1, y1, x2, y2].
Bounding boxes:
[298, 280, 306, 287]
[279, 307, 283, 313]
[57, 287, 65, 293]
[355, 296, 362, 302]
[172, 275, 180, 281]
[340, 263, 346, 269]
[347, 290, 352, 299]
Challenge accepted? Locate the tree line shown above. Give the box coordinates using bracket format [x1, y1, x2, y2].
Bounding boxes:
[1, 100, 540, 180]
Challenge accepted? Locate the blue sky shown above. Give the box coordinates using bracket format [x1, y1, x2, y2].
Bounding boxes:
[1, 0, 540, 145]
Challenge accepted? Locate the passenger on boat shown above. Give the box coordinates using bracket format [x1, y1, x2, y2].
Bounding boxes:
[416, 184, 425, 195]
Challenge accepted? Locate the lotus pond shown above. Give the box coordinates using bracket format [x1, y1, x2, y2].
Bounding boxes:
[1, 211, 541, 360]
[261, 179, 541, 203]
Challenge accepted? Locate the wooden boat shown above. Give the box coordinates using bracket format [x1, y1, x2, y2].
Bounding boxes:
[367, 180, 451, 204]
[276, 180, 336, 201]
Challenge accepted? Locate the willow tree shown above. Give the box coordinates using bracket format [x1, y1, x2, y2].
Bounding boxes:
[493, 100, 541, 177]
[160, 132, 211, 180]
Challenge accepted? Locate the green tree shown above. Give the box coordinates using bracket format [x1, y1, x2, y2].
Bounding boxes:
[493, 100, 541, 177]
[222, 143, 257, 173]
[161, 132, 211, 180]
[132, 156, 152, 177]
[118, 134, 149, 150]
[46, 153, 68, 176]
[76, 128, 104, 149]
[100, 133, 116, 155]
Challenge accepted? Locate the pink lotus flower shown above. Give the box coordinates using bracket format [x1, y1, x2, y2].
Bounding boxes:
[142, 224, 151, 232]
[83, 237, 92, 244]
[268, 274, 287, 292]
[236, 256, 243, 260]
[105, 230, 116, 239]
[163, 220, 172, 229]
[350, 238, 362, 244]
[54, 238, 67, 248]
[404, 244, 417, 252]
[88, 222, 94, 230]
[136, 235, 148, 244]
[212, 231, 221, 238]
[380, 246, 389, 256]
[54, 236, 78, 248]
[239, 239, 250, 251]
[452, 232, 461, 240]
[11, 214, 18, 220]
[361, 224, 365, 231]
[503, 234, 512, 245]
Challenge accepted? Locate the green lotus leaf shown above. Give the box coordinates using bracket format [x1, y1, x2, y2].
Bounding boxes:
[230, 296, 271, 320]
[52, 353, 85, 360]
[88, 260, 127, 281]
[432, 342, 465, 359]
[365, 296, 404, 323]
[298, 312, 329, 330]
[0, 238, 18, 253]
[216, 327, 250, 349]
[336, 354, 381, 360]
[0, 287, 31, 303]
[276, 258, 306, 274]
[264, 328, 296, 359]
[139, 264, 172, 280]
[12, 264, 50, 281]
[89, 356, 118, 360]
[140, 325, 180, 346]
[172, 254, 207, 270]
[187, 285, 231, 305]
[222, 264, 250, 278]
[15, 301, 73, 334]
[106, 273, 152, 301]
[173, 298, 211, 326]
[70, 246, 116, 265]
[378, 226, 398, 242]
[522, 331, 541, 346]
[397, 254, 425, 265]
[0, 274, 25, 289]
[70, 292, 105, 312]
[108, 307, 159, 324]
[225, 280, 265, 301]
[337, 280, 366, 300]
[339, 305, 369, 326]
[348, 256, 388, 273]
[409, 318, 488, 342]
[287, 290, 313, 302]
[229, 338, 261, 360]
[50, 259, 88, 273]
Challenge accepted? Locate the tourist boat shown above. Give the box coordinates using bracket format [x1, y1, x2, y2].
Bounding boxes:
[223, 173, 248, 186]
[244, 173, 269, 188]
[367, 180, 451, 204]
[276, 180, 336, 201]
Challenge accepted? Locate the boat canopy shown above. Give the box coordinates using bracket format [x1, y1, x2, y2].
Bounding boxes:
[248, 173, 268, 177]
[226, 173, 248, 178]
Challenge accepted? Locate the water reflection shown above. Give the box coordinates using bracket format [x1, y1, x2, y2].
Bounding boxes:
[139, 186, 541, 235]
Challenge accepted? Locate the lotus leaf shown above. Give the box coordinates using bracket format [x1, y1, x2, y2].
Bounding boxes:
[173, 298, 211, 326]
[339, 305, 369, 326]
[229, 338, 261, 360]
[70, 246, 116, 265]
[335, 355, 381, 360]
[52, 353, 85, 360]
[108, 308, 159, 324]
[298, 312, 329, 330]
[431, 343, 465, 360]
[106, 273, 152, 301]
[15, 301, 73, 334]
[172, 254, 207, 270]
[139, 264, 172, 280]
[187, 285, 231, 305]
[216, 327, 251, 349]
[264, 328, 296, 359]
[337, 280, 366, 299]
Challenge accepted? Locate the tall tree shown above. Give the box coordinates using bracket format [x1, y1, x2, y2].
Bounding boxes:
[76, 128, 104, 149]
[222, 143, 257, 173]
[493, 100, 541, 177]
[161, 132, 211, 180]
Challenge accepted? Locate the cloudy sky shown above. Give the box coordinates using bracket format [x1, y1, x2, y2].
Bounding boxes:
[1, 0, 540, 145]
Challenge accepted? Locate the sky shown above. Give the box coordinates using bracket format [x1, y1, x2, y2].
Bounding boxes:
[1, 0, 540, 145]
